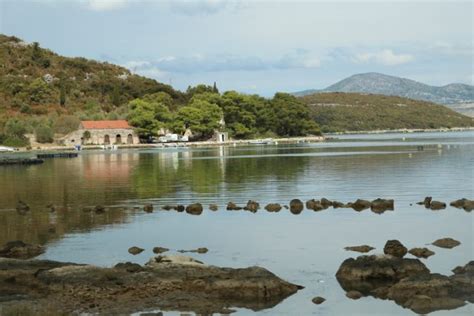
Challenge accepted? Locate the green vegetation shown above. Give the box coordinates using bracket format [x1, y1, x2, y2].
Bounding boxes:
[301, 92, 474, 133]
[0, 34, 320, 145]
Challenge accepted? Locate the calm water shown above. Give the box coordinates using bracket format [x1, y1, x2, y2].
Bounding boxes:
[0, 131, 473, 315]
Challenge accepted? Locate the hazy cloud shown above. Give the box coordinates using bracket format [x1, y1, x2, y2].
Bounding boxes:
[123, 51, 322, 75]
[353, 49, 414, 66]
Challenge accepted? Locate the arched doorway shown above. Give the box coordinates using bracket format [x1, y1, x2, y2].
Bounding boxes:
[127, 134, 133, 144]
[104, 135, 110, 145]
[115, 134, 122, 144]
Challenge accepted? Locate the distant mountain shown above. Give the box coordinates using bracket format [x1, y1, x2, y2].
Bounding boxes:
[300, 92, 473, 133]
[294, 73, 474, 114]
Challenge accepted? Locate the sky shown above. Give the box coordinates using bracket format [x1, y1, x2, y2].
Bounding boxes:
[0, 0, 472, 96]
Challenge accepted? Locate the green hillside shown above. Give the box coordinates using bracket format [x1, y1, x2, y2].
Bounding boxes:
[301, 92, 474, 133]
[0, 34, 320, 146]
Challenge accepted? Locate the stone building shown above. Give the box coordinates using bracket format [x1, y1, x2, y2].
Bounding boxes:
[60, 120, 139, 146]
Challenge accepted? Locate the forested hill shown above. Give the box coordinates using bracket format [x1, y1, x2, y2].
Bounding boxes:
[0, 34, 320, 147]
[0, 34, 184, 117]
[301, 92, 474, 133]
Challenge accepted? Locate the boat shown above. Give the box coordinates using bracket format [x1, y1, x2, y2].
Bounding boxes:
[249, 138, 274, 145]
[0, 146, 15, 152]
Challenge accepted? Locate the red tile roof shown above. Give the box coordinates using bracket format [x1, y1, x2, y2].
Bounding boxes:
[81, 120, 132, 130]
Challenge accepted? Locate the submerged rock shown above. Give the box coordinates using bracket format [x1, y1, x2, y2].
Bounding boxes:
[16, 200, 30, 213]
[432, 238, 461, 249]
[178, 247, 208, 254]
[344, 245, 375, 253]
[144, 204, 154, 213]
[128, 246, 144, 255]
[265, 203, 282, 212]
[94, 205, 106, 214]
[244, 200, 260, 213]
[289, 199, 304, 214]
[408, 247, 435, 259]
[209, 204, 219, 211]
[311, 296, 325, 304]
[0, 241, 45, 259]
[383, 240, 407, 258]
[185, 203, 203, 215]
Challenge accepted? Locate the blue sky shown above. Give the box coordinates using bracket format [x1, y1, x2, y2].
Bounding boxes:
[0, 0, 472, 96]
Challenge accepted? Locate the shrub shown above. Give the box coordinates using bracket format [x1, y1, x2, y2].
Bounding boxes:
[35, 125, 54, 143]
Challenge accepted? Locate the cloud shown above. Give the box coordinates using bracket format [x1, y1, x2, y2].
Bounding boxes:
[122, 51, 322, 76]
[353, 49, 414, 66]
[86, 0, 130, 11]
[167, 0, 240, 15]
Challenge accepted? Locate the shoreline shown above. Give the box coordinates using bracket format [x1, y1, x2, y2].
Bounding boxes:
[2, 135, 326, 153]
[325, 126, 474, 136]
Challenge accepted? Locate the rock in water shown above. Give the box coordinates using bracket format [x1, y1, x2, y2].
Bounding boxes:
[265, 203, 282, 212]
[346, 290, 363, 299]
[152, 247, 169, 254]
[432, 238, 461, 249]
[94, 205, 106, 213]
[320, 198, 333, 208]
[128, 246, 144, 255]
[351, 199, 371, 212]
[306, 199, 324, 211]
[430, 201, 446, 210]
[384, 240, 408, 258]
[16, 200, 30, 214]
[408, 248, 435, 259]
[209, 204, 219, 211]
[450, 198, 474, 211]
[144, 204, 153, 213]
[370, 198, 394, 213]
[227, 202, 242, 211]
[332, 201, 345, 208]
[0, 240, 45, 259]
[344, 245, 375, 253]
[416, 196, 432, 208]
[312, 296, 326, 304]
[185, 203, 203, 215]
[289, 199, 304, 214]
[244, 200, 260, 213]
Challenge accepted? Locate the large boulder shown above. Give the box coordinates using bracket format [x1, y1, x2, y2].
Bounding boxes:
[186, 203, 203, 215]
[383, 240, 407, 258]
[289, 199, 304, 214]
[386, 273, 467, 314]
[336, 255, 429, 294]
[0, 241, 44, 259]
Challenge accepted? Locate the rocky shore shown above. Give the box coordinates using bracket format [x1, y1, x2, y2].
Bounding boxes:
[0, 255, 302, 315]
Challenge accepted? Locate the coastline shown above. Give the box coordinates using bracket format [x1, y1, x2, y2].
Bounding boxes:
[325, 126, 474, 136]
